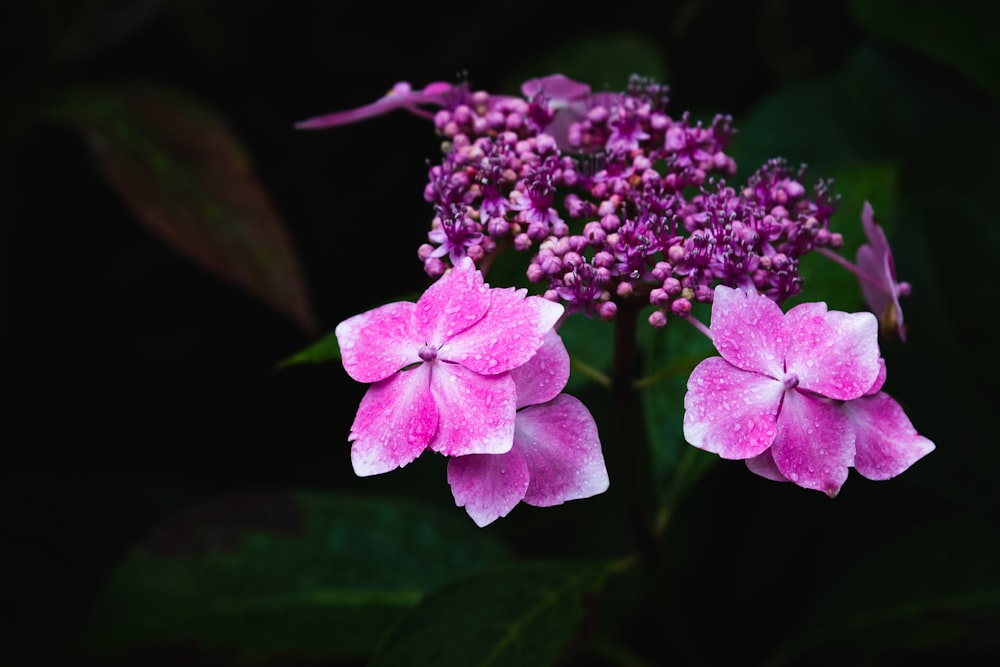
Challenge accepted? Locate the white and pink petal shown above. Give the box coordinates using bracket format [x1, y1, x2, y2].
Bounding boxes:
[428, 363, 516, 457]
[683, 357, 783, 459]
[845, 392, 935, 480]
[784, 304, 880, 401]
[510, 329, 570, 409]
[770, 391, 854, 497]
[445, 287, 564, 375]
[709, 286, 786, 378]
[516, 394, 609, 507]
[348, 366, 437, 476]
[335, 301, 420, 383]
[447, 449, 530, 527]
[415, 258, 491, 346]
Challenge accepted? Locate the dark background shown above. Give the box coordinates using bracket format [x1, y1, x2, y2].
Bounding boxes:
[3, 1, 999, 665]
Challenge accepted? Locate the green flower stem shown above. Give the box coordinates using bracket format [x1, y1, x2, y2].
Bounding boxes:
[611, 298, 658, 558]
[569, 355, 612, 389]
[651, 443, 702, 540]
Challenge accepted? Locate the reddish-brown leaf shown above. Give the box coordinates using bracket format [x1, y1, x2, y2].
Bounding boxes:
[59, 82, 317, 334]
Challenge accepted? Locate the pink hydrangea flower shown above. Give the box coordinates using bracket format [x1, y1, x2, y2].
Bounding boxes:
[335, 258, 564, 476]
[447, 330, 609, 526]
[682, 285, 929, 497]
[856, 201, 911, 341]
[295, 81, 455, 129]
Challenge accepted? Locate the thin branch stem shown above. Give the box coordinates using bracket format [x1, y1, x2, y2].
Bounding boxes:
[815, 246, 886, 293]
[569, 355, 612, 389]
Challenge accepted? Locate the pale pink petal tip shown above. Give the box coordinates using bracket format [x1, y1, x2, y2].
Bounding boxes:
[448, 450, 530, 527]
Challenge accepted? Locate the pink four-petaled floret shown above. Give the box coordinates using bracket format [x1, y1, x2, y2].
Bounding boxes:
[683, 285, 933, 496]
[336, 257, 564, 476]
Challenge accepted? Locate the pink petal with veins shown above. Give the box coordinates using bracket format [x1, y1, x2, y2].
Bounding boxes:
[709, 286, 786, 378]
[336, 301, 419, 383]
[683, 357, 783, 459]
[770, 391, 854, 497]
[447, 448, 530, 527]
[510, 329, 570, 409]
[428, 363, 516, 457]
[517, 394, 609, 507]
[349, 366, 437, 476]
[415, 257, 490, 346]
[445, 285, 564, 375]
[784, 303, 880, 400]
[845, 392, 935, 480]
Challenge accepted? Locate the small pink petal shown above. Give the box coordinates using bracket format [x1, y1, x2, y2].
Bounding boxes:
[349, 366, 437, 476]
[857, 201, 906, 341]
[294, 81, 453, 129]
[770, 391, 854, 497]
[336, 301, 419, 383]
[845, 392, 935, 480]
[861, 201, 890, 258]
[520, 74, 591, 103]
[866, 358, 887, 395]
[447, 449, 530, 527]
[510, 329, 570, 409]
[428, 363, 516, 457]
[517, 394, 609, 507]
[745, 448, 790, 482]
[709, 286, 786, 378]
[416, 258, 491, 345]
[856, 245, 893, 322]
[683, 357, 783, 459]
[784, 303, 880, 400]
[445, 286, 564, 375]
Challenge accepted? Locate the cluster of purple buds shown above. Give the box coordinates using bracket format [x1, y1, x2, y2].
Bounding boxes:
[414, 75, 843, 326]
[298, 74, 845, 327]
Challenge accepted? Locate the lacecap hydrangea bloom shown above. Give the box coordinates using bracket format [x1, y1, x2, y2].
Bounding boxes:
[683, 285, 933, 496]
[308, 72, 930, 521]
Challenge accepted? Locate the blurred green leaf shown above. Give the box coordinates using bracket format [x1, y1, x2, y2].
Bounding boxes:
[850, 0, 1000, 104]
[50, 82, 317, 334]
[638, 311, 717, 497]
[276, 328, 340, 368]
[557, 313, 616, 393]
[729, 79, 857, 175]
[765, 514, 1000, 666]
[370, 559, 610, 667]
[83, 492, 511, 664]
